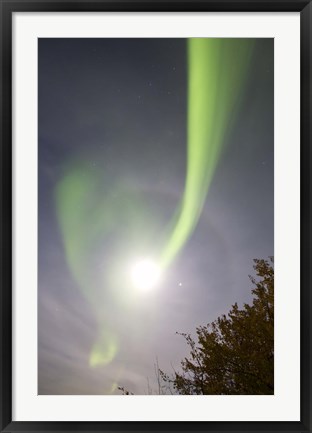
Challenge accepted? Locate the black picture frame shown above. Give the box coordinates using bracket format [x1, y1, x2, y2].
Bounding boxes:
[1, 1, 311, 432]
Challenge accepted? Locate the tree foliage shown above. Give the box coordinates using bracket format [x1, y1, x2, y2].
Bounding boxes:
[160, 258, 274, 395]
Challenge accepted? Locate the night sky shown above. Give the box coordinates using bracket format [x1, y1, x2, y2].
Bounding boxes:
[38, 38, 273, 395]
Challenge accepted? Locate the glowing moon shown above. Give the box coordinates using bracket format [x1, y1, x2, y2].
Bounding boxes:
[130, 259, 161, 291]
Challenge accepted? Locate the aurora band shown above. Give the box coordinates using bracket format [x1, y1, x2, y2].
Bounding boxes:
[160, 38, 253, 267]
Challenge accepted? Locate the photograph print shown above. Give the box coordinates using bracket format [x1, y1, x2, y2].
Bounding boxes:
[38, 38, 274, 395]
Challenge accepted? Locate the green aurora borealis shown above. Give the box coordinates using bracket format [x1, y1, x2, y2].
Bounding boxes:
[55, 39, 254, 371]
[161, 38, 253, 267]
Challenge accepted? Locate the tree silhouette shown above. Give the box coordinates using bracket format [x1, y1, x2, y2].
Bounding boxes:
[159, 258, 274, 395]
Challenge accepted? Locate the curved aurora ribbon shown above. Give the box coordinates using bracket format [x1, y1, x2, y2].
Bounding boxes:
[160, 38, 253, 267]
